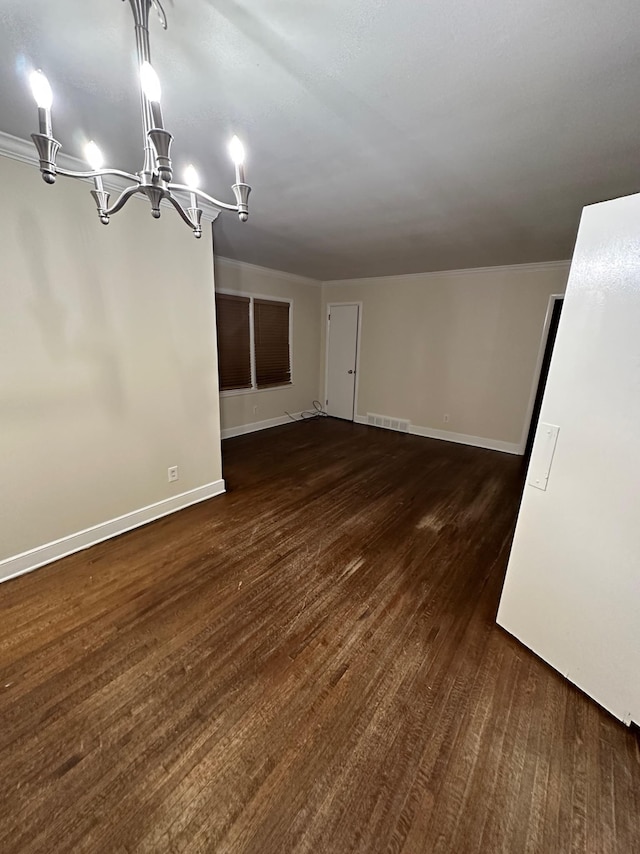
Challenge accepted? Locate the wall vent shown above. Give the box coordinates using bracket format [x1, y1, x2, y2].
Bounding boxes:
[366, 412, 410, 433]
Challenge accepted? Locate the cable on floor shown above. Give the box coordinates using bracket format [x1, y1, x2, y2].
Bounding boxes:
[285, 400, 329, 422]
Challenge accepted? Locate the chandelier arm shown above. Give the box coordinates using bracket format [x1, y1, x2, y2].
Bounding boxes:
[55, 167, 139, 182]
[150, 0, 168, 30]
[168, 183, 239, 213]
[164, 193, 201, 230]
[103, 184, 144, 217]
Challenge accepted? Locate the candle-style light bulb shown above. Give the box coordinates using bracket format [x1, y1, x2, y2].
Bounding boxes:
[229, 135, 246, 184]
[84, 138, 107, 201]
[184, 164, 199, 190]
[229, 135, 245, 165]
[30, 70, 53, 136]
[30, 70, 53, 109]
[84, 140, 104, 171]
[183, 163, 200, 218]
[140, 61, 164, 128]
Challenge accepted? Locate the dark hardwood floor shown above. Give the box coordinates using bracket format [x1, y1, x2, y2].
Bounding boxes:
[1, 419, 638, 853]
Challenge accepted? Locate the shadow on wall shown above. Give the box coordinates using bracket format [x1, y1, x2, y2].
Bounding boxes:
[23, 213, 69, 363]
[8, 210, 127, 419]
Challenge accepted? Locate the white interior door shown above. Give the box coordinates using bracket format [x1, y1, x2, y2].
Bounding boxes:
[326, 304, 359, 420]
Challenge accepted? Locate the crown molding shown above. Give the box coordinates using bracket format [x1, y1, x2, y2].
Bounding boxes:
[323, 259, 572, 287]
[0, 129, 221, 223]
[214, 254, 323, 287]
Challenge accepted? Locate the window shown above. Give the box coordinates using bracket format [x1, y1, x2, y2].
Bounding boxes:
[215, 294, 252, 391]
[253, 298, 291, 388]
[215, 292, 292, 392]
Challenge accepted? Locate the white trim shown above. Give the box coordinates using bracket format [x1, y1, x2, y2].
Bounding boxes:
[221, 413, 303, 440]
[220, 383, 294, 399]
[518, 294, 565, 454]
[214, 255, 322, 287]
[323, 259, 572, 287]
[0, 129, 221, 222]
[0, 479, 226, 585]
[249, 295, 257, 389]
[216, 288, 295, 304]
[324, 302, 363, 421]
[354, 414, 520, 454]
[0, 129, 44, 166]
[410, 424, 520, 454]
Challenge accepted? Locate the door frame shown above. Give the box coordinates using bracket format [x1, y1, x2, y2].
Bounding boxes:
[324, 302, 363, 421]
[518, 293, 565, 454]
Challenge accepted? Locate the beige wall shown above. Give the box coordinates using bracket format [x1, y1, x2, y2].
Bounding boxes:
[213, 256, 322, 433]
[323, 263, 570, 449]
[0, 155, 222, 569]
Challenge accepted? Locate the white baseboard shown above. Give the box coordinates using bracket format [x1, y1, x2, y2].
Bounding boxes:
[0, 479, 226, 585]
[409, 424, 521, 454]
[221, 413, 302, 440]
[354, 414, 521, 455]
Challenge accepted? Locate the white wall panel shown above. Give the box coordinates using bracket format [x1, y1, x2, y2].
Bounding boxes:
[498, 192, 640, 724]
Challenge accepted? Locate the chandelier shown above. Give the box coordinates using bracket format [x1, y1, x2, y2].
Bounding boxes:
[28, 0, 251, 238]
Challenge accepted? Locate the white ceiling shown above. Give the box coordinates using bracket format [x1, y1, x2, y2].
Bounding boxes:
[0, 0, 639, 280]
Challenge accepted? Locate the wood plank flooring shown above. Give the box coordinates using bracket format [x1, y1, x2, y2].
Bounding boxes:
[0, 419, 638, 853]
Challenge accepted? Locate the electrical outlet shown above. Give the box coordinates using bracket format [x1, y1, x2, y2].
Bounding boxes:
[168, 466, 179, 483]
[253, 405, 259, 415]
[443, 414, 450, 423]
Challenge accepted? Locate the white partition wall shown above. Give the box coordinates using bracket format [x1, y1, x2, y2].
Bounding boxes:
[497, 192, 640, 725]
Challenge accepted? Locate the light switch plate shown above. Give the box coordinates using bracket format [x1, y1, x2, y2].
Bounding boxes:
[528, 423, 560, 491]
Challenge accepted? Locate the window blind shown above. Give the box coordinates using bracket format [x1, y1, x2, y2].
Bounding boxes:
[254, 299, 291, 388]
[215, 293, 252, 391]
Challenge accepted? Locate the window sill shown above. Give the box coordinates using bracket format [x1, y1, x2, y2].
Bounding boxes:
[220, 383, 294, 398]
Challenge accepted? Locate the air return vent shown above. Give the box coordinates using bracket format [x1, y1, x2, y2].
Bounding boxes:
[366, 412, 410, 433]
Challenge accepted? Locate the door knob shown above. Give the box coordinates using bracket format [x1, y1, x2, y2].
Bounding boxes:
[347, 369, 354, 374]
